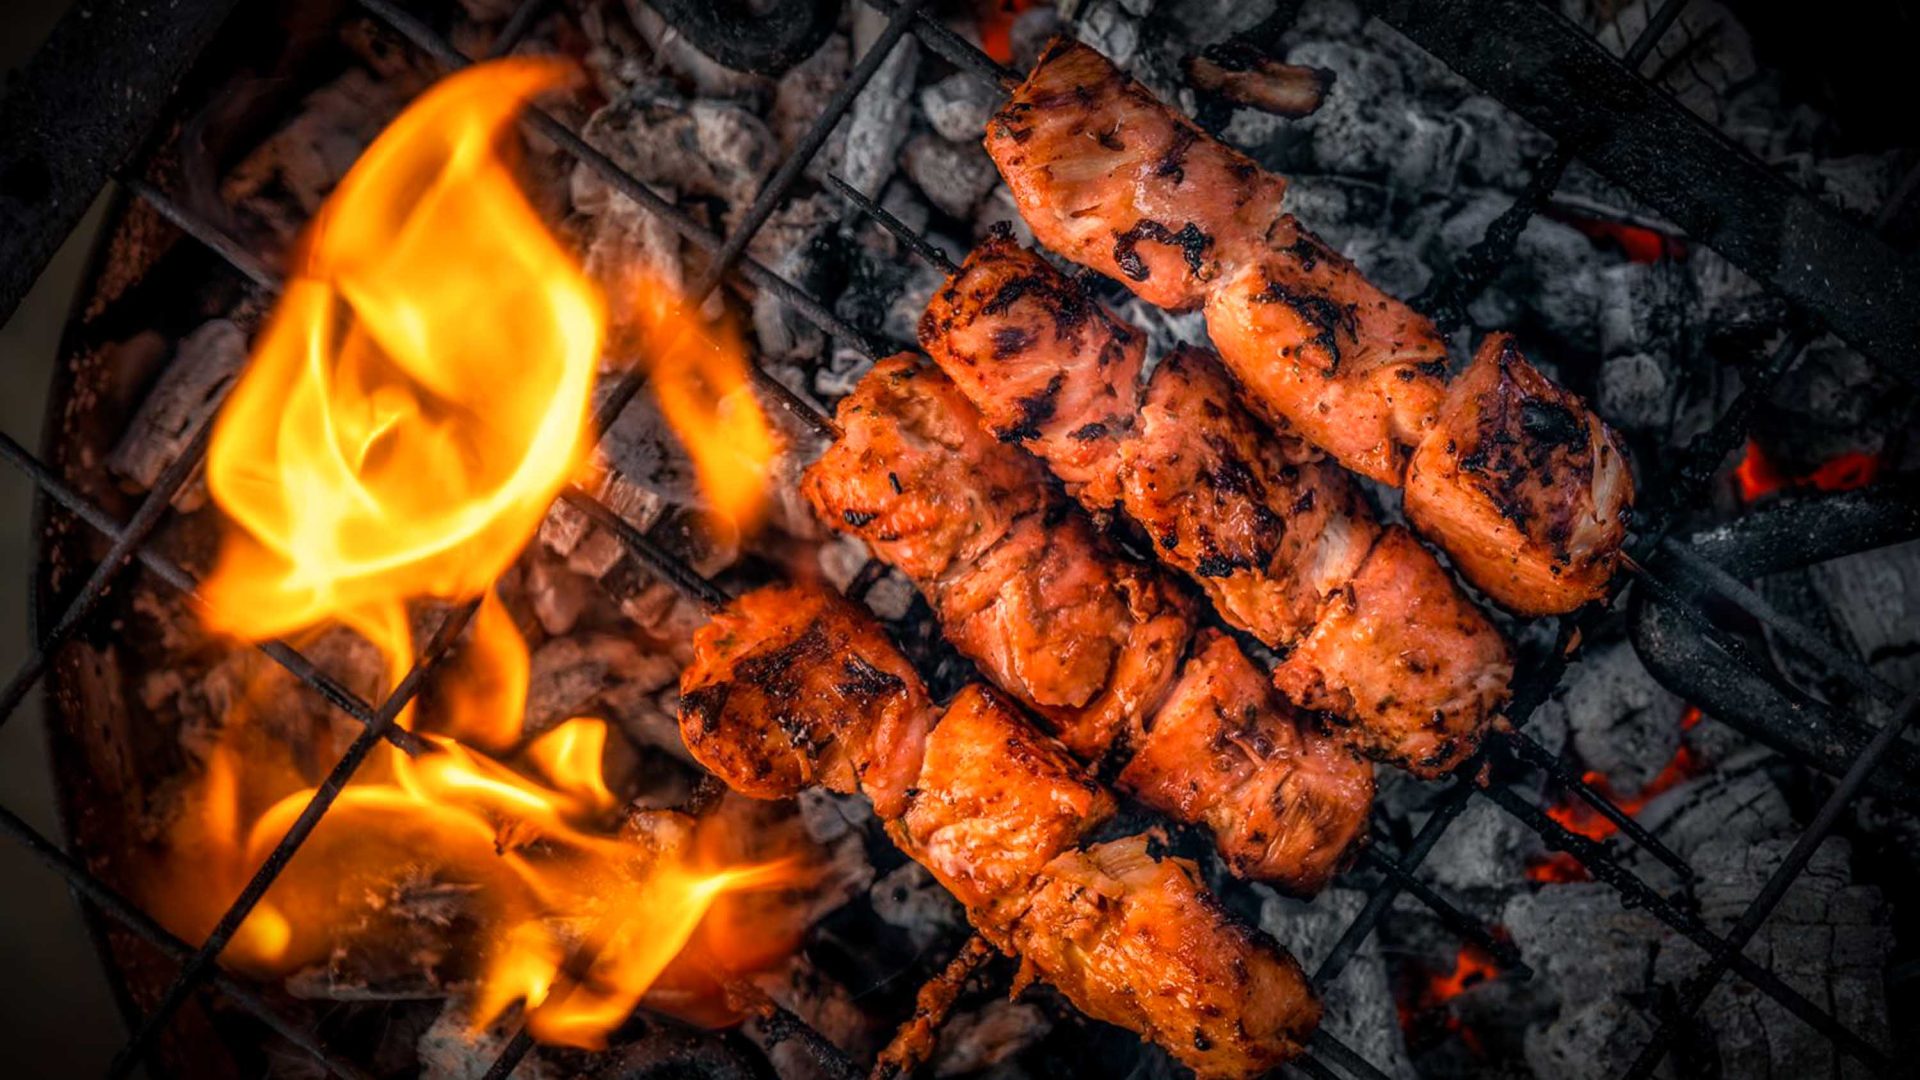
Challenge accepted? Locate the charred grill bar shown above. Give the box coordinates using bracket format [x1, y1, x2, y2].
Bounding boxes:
[0, 1, 1913, 1078]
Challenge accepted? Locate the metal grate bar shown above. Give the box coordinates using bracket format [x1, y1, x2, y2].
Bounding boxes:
[1358, 844, 1530, 975]
[1623, 685, 1920, 1077]
[0, 801, 371, 1080]
[1311, 781, 1473, 988]
[487, 0, 555, 58]
[0, 430, 428, 755]
[105, 598, 483, 1076]
[1505, 730, 1694, 880]
[1483, 782, 1893, 1072]
[855, 0, 1020, 90]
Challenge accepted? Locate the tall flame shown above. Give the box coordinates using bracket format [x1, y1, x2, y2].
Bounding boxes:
[158, 58, 796, 1048]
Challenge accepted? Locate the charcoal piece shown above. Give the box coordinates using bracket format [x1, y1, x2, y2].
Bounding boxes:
[105, 318, 246, 509]
[796, 788, 875, 845]
[920, 74, 1001, 143]
[1596, 260, 1691, 360]
[1808, 541, 1920, 690]
[1342, 233, 1431, 301]
[1285, 39, 1412, 181]
[837, 14, 918, 199]
[524, 633, 679, 735]
[869, 862, 965, 952]
[1597, 352, 1671, 430]
[522, 552, 592, 637]
[622, 0, 774, 101]
[902, 134, 998, 219]
[770, 33, 850, 167]
[418, 1000, 557, 1080]
[1637, 755, 1792, 863]
[1261, 888, 1416, 1078]
[1503, 883, 1669, 1079]
[593, 384, 702, 510]
[575, 187, 690, 341]
[1534, 641, 1685, 793]
[641, 0, 837, 79]
[931, 999, 1051, 1077]
[748, 193, 838, 363]
[1074, 0, 1144, 69]
[1454, 94, 1550, 190]
[570, 96, 776, 233]
[1422, 794, 1543, 893]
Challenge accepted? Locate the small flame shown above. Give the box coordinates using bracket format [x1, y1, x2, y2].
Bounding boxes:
[152, 58, 797, 1048]
[1735, 439, 1883, 503]
[627, 279, 779, 536]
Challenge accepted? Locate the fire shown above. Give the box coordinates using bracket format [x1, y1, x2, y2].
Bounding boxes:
[152, 58, 796, 1048]
[1734, 439, 1883, 503]
[625, 281, 778, 536]
[1525, 736, 1703, 883]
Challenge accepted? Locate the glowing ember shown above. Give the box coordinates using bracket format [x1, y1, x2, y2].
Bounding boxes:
[1524, 735, 1704, 884]
[1397, 943, 1500, 1056]
[149, 58, 796, 1048]
[978, 0, 1040, 64]
[1734, 439, 1883, 503]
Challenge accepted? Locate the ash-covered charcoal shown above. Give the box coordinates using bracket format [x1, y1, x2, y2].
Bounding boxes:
[748, 956, 886, 1078]
[771, 33, 851, 164]
[521, 551, 595, 637]
[902, 134, 999, 220]
[523, 634, 680, 735]
[1534, 642, 1686, 794]
[570, 93, 776, 234]
[836, 7, 919, 198]
[1807, 541, 1920, 691]
[591, 387, 703, 512]
[920, 74, 1001, 143]
[869, 862, 966, 951]
[1635, 752, 1793, 864]
[283, 873, 478, 1002]
[621, 0, 775, 102]
[1597, 353, 1673, 432]
[1502, 884, 1668, 1080]
[1760, 336, 1917, 467]
[1422, 796, 1545, 894]
[573, 183, 691, 328]
[419, 1000, 558, 1080]
[1661, 838, 1894, 1077]
[1261, 888, 1417, 1078]
[929, 999, 1052, 1077]
[106, 318, 246, 508]
[747, 193, 840, 363]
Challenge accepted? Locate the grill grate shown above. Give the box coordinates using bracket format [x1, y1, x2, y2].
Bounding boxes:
[0, 0, 1912, 1077]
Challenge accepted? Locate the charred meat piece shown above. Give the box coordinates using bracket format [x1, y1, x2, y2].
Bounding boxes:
[985, 38, 1286, 311]
[1183, 47, 1333, 118]
[1274, 528, 1513, 776]
[799, 355, 1043, 585]
[1120, 631, 1373, 894]
[805, 356, 1190, 759]
[679, 583, 934, 818]
[919, 232, 1145, 509]
[1205, 220, 1449, 485]
[1015, 835, 1321, 1078]
[1125, 346, 1379, 647]
[892, 684, 1116, 931]
[1405, 334, 1634, 614]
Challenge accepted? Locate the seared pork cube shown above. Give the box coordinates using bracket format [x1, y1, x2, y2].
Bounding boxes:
[1273, 528, 1512, 777]
[1405, 333, 1634, 614]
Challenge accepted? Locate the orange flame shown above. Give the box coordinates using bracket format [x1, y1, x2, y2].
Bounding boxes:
[1525, 721, 1704, 883]
[157, 58, 796, 1048]
[626, 279, 778, 536]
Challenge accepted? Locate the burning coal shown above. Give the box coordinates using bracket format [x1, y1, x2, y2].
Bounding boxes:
[143, 58, 795, 1049]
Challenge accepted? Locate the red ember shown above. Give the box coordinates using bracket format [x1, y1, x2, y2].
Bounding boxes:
[1735, 439, 1883, 503]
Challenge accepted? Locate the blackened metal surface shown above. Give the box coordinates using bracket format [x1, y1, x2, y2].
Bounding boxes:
[1680, 485, 1920, 578]
[0, 0, 241, 330]
[1361, 0, 1920, 388]
[647, 0, 838, 76]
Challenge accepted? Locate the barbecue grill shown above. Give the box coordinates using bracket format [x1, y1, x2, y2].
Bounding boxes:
[1, 1, 1915, 1077]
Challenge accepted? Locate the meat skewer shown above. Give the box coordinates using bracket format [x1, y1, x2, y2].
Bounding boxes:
[803, 354, 1374, 884]
[907, 232, 1510, 777]
[981, 37, 1633, 616]
[678, 581, 1321, 1078]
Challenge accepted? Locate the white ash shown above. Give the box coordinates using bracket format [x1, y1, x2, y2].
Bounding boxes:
[418, 1001, 556, 1080]
[932, 999, 1052, 1077]
[870, 862, 966, 952]
[796, 787, 876, 846]
[920, 74, 1001, 142]
[521, 553, 593, 637]
[573, 182, 691, 330]
[748, 193, 839, 363]
[1807, 541, 1920, 690]
[1535, 641, 1686, 794]
[1420, 795, 1545, 895]
[621, 0, 774, 103]
[862, 573, 917, 622]
[903, 134, 1000, 219]
[1597, 353, 1673, 431]
[105, 318, 245, 510]
[770, 33, 850, 163]
[1072, 0, 1144, 70]
[1501, 883, 1670, 1080]
[1636, 753, 1793, 865]
[836, 11, 919, 199]
[973, 186, 1037, 246]
[817, 534, 874, 592]
[1261, 887, 1418, 1078]
[592, 386, 704, 509]
[569, 94, 776, 233]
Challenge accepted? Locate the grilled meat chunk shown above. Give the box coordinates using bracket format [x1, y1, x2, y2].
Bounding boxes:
[892, 684, 1115, 930]
[1205, 223, 1449, 485]
[1120, 631, 1373, 894]
[799, 355, 1042, 584]
[919, 232, 1145, 509]
[805, 356, 1190, 759]
[1014, 835, 1320, 1078]
[1405, 334, 1634, 614]
[1126, 346, 1378, 646]
[1274, 528, 1513, 776]
[985, 38, 1286, 311]
[679, 583, 934, 818]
